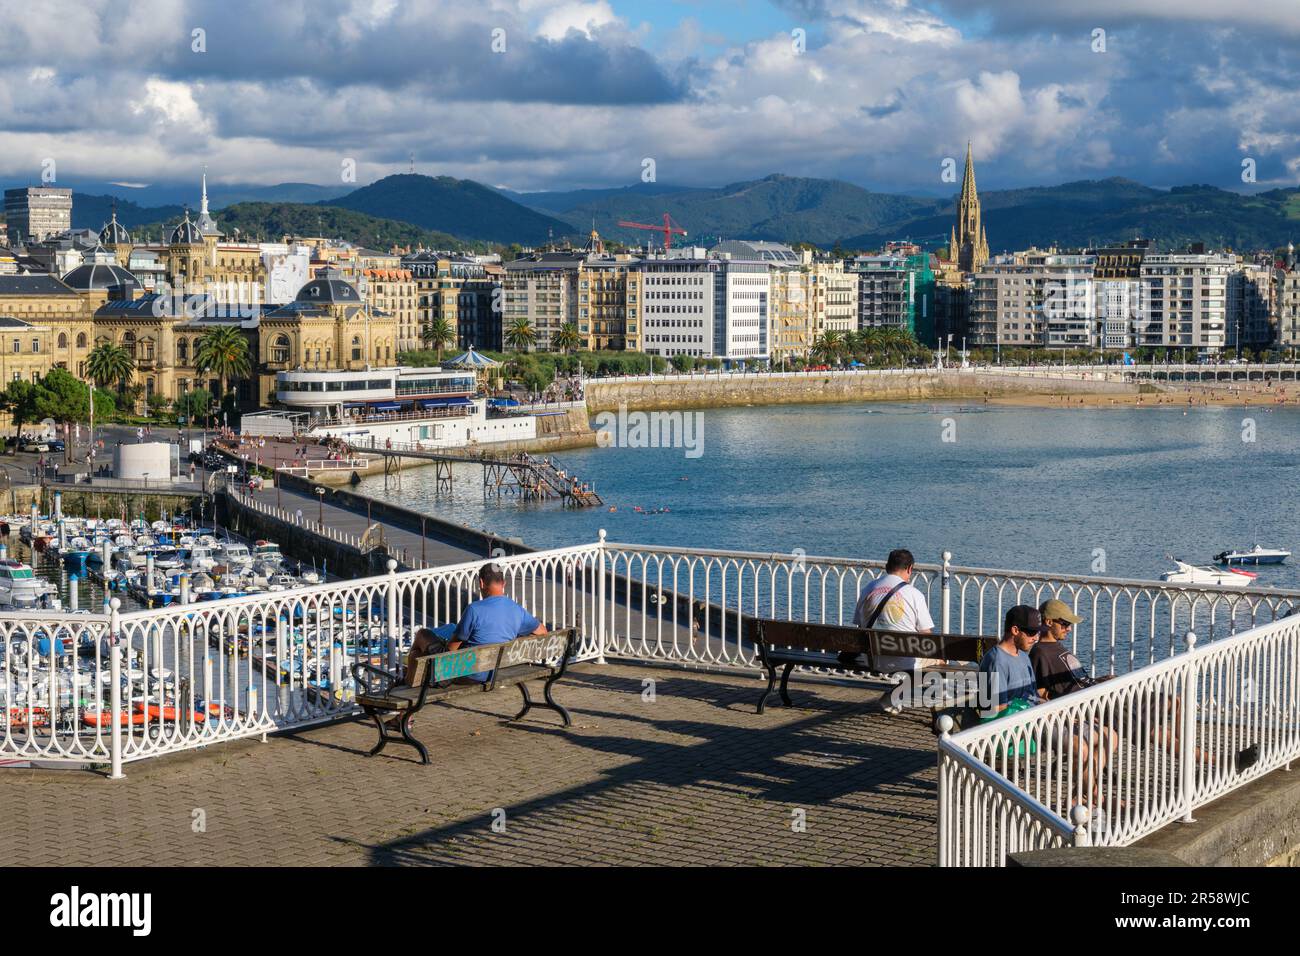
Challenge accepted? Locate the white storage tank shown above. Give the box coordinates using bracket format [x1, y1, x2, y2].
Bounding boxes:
[115, 442, 173, 482]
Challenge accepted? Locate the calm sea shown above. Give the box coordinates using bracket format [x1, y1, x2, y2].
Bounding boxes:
[358, 402, 1300, 589]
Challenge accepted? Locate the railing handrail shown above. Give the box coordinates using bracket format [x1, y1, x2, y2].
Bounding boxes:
[602, 541, 1300, 599]
[111, 539, 603, 624]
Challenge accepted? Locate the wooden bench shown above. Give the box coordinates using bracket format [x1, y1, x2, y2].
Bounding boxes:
[752, 619, 994, 718]
[351, 628, 576, 765]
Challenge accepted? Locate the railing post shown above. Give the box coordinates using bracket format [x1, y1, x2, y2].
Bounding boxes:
[940, 550, 952, 634]
[596, 529, 608, 664]
[386, 558, 399, 672]
[108, 598, 123, 780]
[1071, 805, 1091, 848]
[1180, 631, 1199, 823]
[936, 716, 953, 865]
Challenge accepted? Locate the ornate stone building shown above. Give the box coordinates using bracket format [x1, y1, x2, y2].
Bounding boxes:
[949, 142, 990, 274]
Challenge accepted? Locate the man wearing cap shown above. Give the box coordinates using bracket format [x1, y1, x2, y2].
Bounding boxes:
[1031, 599, 1104, 700]
[977, 605, 1043, 718]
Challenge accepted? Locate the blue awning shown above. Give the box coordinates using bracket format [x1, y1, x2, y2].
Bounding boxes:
[422, 397, 474, 409]
[372, 403, 402, 412]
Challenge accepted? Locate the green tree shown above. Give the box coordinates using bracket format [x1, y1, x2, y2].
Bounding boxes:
[31, 368, 90, 462]
[421, 317, 456, 360]
[194, 327, 251, 403]
[0, 380, 39, 456]
[812, 330, 844, 363]
[173, 388, 212, 424]
[147, 393, 171, 418]
[86, 342, 135, 391]
[505, 316, 537, 352]
[552, 322, 581, 355]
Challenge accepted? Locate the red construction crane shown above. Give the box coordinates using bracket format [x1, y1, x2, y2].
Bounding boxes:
[617, 213, 687, 250]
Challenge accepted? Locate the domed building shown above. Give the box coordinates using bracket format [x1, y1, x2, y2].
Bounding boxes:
[99, 208, 133, 268]
[257, 265, 397, 405]
[61, 243, 140, 316]
[170, 209, 204, 246]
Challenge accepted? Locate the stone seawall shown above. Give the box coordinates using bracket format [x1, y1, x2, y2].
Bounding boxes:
[584, 370, 1139, 413]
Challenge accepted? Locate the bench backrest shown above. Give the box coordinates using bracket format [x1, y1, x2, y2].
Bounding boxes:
[426, 629, 573, 683]
[755, 619, 994, 664]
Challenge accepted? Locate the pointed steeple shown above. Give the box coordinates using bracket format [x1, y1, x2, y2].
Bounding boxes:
[960, 141, 977, 205]
[196, 166, 221, 237]
[952, 141, 989, 273]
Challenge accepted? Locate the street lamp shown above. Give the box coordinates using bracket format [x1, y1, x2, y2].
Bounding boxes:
[315, 486, 325, 526]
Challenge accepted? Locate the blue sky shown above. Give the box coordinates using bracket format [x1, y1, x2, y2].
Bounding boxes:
[0, 0, 1298, 198]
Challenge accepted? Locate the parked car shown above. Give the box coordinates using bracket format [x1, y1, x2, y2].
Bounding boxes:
[47, 439, 65, 452]
[20, 441, 49, 453]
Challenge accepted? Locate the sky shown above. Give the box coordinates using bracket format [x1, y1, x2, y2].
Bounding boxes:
[2, 0, 1299, 198]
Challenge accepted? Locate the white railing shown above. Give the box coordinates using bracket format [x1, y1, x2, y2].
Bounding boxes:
[0, 543, 604, 774]
[597, 541, 1300, 676]
[938, 613, 1300, 865]
[8, 522, 1299, 871]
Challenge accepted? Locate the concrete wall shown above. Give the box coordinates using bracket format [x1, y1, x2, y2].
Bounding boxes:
[584, 370, 1138, 413]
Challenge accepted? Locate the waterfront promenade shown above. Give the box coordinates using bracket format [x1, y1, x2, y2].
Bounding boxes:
[0, 665, 937, 866]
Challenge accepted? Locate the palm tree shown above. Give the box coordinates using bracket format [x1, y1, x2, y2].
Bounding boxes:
[194, 326, 252, 403]
[811, 330, 843, 363]
[505, 316, 536, 352]
[553, 322, 580, 355]
[421, 318, 455, 360]
[86, 342, 135, 392]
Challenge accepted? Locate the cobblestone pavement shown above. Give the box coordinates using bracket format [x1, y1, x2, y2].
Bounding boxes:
[0, 665, 939, 866]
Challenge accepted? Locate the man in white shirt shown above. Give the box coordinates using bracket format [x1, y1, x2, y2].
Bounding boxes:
[849, 549, 940, 712]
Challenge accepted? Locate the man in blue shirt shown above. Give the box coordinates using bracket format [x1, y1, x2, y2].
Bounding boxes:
[401, 564, 548, 685]
[977, 605, 1043, 719]
[448, 563, 547, 682]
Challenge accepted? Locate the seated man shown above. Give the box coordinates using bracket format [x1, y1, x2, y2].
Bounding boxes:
[848, 548, 937, 713]
[445, 562, 548, 682]
[977, 605, 1043, 719]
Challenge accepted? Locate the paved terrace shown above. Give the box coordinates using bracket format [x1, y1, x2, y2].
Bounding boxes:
[0, 664, 937, 866]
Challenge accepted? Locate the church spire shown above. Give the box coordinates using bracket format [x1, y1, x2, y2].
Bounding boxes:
[951, 141, 989, 273]
[200, 166, 209, 217]
[960, 141, 977, 206]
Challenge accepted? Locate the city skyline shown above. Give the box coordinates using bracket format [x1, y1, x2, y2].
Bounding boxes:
[4, 1, 1300, 196]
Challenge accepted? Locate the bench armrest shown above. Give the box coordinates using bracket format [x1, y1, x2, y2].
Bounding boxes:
[351, 659, 400, 696]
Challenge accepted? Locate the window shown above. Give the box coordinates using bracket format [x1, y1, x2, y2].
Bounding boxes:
[57, 333, 67, 349]
[270, 335, 290, 364]
[76, 333, 87, 348]
[11, 339, 17, 354]
[177, 339, 188, 363]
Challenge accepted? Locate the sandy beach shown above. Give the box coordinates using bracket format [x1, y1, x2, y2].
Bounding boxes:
[988, 380, 1300, 409]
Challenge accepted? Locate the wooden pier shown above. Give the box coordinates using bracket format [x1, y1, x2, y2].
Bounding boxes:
[348, 440, 603, 508]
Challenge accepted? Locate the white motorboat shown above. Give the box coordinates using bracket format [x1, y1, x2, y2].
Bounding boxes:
[0, 560, 59, 608]
[1161, 559, 1257, 588]
[1214, 544, 1290, 565]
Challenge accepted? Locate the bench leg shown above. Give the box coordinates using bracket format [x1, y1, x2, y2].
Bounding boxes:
[367, 712, 389, 757]
[514, 682, 534, 722]
[757, 663, 778, 714]
[398, 711, 429, 765]
[543, 675, 572, 727]
[779, 663, 796, 708]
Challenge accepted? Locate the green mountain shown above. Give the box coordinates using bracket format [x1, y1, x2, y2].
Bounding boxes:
[324, 174, 575, 245]
[842, 181, 1300, 252]
[526, 174, 933, 246]
[134, 202, 480, 251]
[73, 193, 184, 233]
